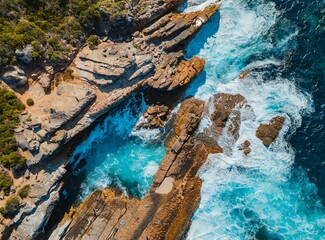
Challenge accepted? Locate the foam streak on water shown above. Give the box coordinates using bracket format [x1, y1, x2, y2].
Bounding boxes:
[182, 0, 325, 239]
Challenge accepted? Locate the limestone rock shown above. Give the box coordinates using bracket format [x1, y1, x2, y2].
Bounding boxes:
[15, 44, 34, 64]
[28, 140, 40, 152]
[38, 73, 52, 89]
[2, 66, 27, 87]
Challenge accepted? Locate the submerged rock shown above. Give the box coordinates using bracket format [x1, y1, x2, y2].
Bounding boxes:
[239, 140, 252, 156]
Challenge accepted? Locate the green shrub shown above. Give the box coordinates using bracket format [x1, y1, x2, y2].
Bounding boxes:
[17, 185, 31, 198]
[63, 69, 74, 81]
[87, 35, 100, 49]
[0, 173, 13, 195]
[133, 43, 140, 49]
[0, 88, 26, 168]
[0, 152, 26, 169]
[5, 195, 20, 213]
[0, 207, 5, 216]
[0, 0, 130, 68]
[26, 98, 34, 106]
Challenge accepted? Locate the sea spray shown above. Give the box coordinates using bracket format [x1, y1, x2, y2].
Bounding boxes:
[182, 0, 325, 239]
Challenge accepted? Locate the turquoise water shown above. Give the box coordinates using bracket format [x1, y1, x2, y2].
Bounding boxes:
[182, 0, 325, 239]
[69, 96, 166, 200]
[65, 0, 325, 238]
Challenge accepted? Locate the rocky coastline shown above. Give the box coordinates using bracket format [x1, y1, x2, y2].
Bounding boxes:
[0, 0, 287, 239]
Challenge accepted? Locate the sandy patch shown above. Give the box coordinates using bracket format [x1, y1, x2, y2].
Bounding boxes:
[155, 177, 174, 194]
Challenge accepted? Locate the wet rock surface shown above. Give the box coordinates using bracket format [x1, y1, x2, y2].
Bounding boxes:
[59, 93, 254, 240]
[256, 116, 286, 146]
[239, 140, 252, 156]
[137, 105, 170, 129]
[195, 93, 246, 153]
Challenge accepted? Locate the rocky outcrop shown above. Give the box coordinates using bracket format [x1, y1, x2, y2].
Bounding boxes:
[137, 105, 170, 129]
[256, 116, 286, 146]
[61, 98, 207, 240]
[15, 45, 34, 65]
[98, 0, 188, 37]
[73, 5, 214, 91]
[135, 0, 187, 29]
[2, 66, 27, 87]
[3, 165, 66, 240]
[14, 3, 219, 168]
[195, 93, 247, 153]
[15, 83, 96, 166]
[1, 2, 221, 239]
[60, 93, 247, 239]
[143, 4, 219, 52]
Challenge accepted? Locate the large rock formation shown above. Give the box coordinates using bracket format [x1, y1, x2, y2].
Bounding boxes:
[13, 3, 219, 168]
[98, 0, 187, 38]
[0, 1, 220, 239]
[3, 163, 66, 240]
[61, 98, 208, 240]
[58, 93, 251, 240]
[13, 5, 219, 169]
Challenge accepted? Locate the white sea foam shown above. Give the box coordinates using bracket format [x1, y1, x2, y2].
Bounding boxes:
[183, 0, 324, 239]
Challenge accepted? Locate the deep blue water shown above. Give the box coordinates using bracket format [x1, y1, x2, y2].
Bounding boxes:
[183, 0, 325, 238]
[64, 0, 325, 238]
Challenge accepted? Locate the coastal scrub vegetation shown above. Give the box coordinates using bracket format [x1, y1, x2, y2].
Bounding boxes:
[4, 194, 20, 215]
[26, 98, 34, 106]
[0, 88, 26, 169]
[87, 35, 100, 49]
[0, 0, 129, 68]
[17, 185, 31, 198]
[0, 173, 13, 195]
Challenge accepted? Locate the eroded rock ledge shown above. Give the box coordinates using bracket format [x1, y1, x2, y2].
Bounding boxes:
[59, 92, 286, 239]
[58, 94, 239, 240]
[0, 2, 220, 239]
[16, 3, 218, 168]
